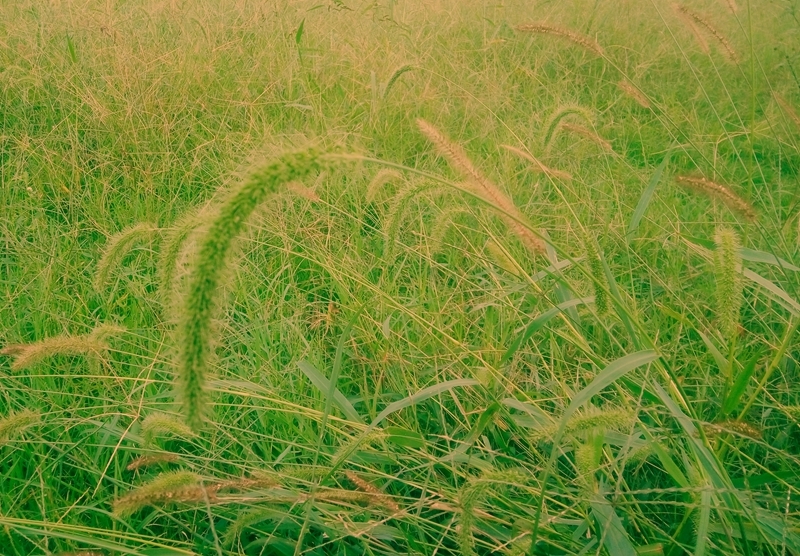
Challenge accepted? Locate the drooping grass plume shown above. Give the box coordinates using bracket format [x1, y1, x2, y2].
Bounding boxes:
[516, 23, 605, 57]
[457, 470, 528, 556]
[416, 119, 546, 255]
[177, 148, 333, 430]
[530, 406, 635, 441]
[344, 470, 400, 512]
[484, 239, 521, 276]
[501, 144, 573, 181]
[561, 123, 613, 152]
[383, 181, 447, 261]
[774, 92, 800, 129]
[541, 104, 595, 150]
[286, 180, 322, 202]
[365, 168, 403, 202]
[126, 452, 180, 471]
[617, 79, 651, 109]
[674, 6, 710, 55]
[714, 227, 744, 341]
[382, 64, 414, 99]
[675, 175, 757, 221]
[157, 208, 204, 309]
[113, 471, 207, 516]
[674, 4, 738, 62]
[331, 429, 387, 468]
[428, 207, 474, 255]
[703, 420, 762, 440]
[94, 222, 160, 291]
[140, 413, 197, 446]
[584, 236, 608, 316]
[0, 410, 39, 444]
[1, 324, 124, 371]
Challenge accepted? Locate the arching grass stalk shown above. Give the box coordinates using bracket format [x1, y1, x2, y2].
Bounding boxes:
[177, 148, 335, 430]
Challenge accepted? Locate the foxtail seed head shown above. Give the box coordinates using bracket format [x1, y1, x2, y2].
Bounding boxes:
[713, 227, 743, 341]
[177, 148, 334, 430]
[416, 119, 546, 255]
[516, 23, 605, 57]
[675, 175, 757, 221]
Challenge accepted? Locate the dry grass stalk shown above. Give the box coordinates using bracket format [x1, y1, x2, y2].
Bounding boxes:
[501, 144, 573, 181]
[344, 470, 400, 512]
[416, 119, 546, 255]
[126, 452, 180, 471]
[774, 93, 800, 129]
[560, 123, 613, 151]
[675, 175, 757, 221]
[675, 4, 738, 62]
[516, 23, 605, 57]
[617, 79, 651, 109]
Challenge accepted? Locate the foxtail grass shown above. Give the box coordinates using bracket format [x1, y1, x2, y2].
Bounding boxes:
[675, 175, 757, 221]
[126, 453, 180, 471]
[714, 227, 743, 341]
[140, 413, 197, 446]
[457, 470, 527, 556]
[560, 123, 613, 151]
[157, 209, 204, 310]
[530, 406, 635, 442]
[94, 222, 160, 291]
[674, 4, 738, 62]
[584, 237, 609, 316]
[516, 23, 605, 57]
[365, 168, 404, 202]
[501, 144, 573, 181]
[382, 64, 414, 99]
[177, 148, 335, 429]
[774, 92, 800, 129]
[617, 79, 652, 109]
[416, 119, 546, 255]
[112, 471, 206, 516]
[1, 324, 124, 371]
[541, 104, 595, 150]
[0, 410, 39, 444]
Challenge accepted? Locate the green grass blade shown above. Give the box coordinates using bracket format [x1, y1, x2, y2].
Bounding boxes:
[721, 350, 760, 416]
[590, 492, 638, 556]
[501, 297, 593, 365]
[743, 268, 800, 315]
[369, 378, 478, 429]
[627, 147, 672, 241]
[297, 360, 363, 424]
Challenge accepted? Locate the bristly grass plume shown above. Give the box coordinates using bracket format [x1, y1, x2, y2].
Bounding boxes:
[176, 148, 336, 429]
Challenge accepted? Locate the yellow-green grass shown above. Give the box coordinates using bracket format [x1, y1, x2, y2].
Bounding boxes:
[1, 0, 800, 554]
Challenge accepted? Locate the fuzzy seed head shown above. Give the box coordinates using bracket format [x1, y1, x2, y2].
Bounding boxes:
[714, 227, 744, 341]
[516, 23, 605, 57]
[676, 175, 757, 221]
[0, 410, 39, 444]
[417, 119, 546, 255]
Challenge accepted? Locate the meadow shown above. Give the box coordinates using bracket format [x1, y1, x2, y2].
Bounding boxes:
[1, 0, 800, 554]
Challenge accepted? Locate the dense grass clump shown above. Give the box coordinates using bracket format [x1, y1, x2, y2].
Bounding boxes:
[2, 0, 800, 555]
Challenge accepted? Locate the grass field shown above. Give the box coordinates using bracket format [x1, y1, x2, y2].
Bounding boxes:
[2, 0, 800, 554]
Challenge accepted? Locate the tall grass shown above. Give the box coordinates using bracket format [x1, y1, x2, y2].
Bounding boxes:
[1, 0, 799, 554]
